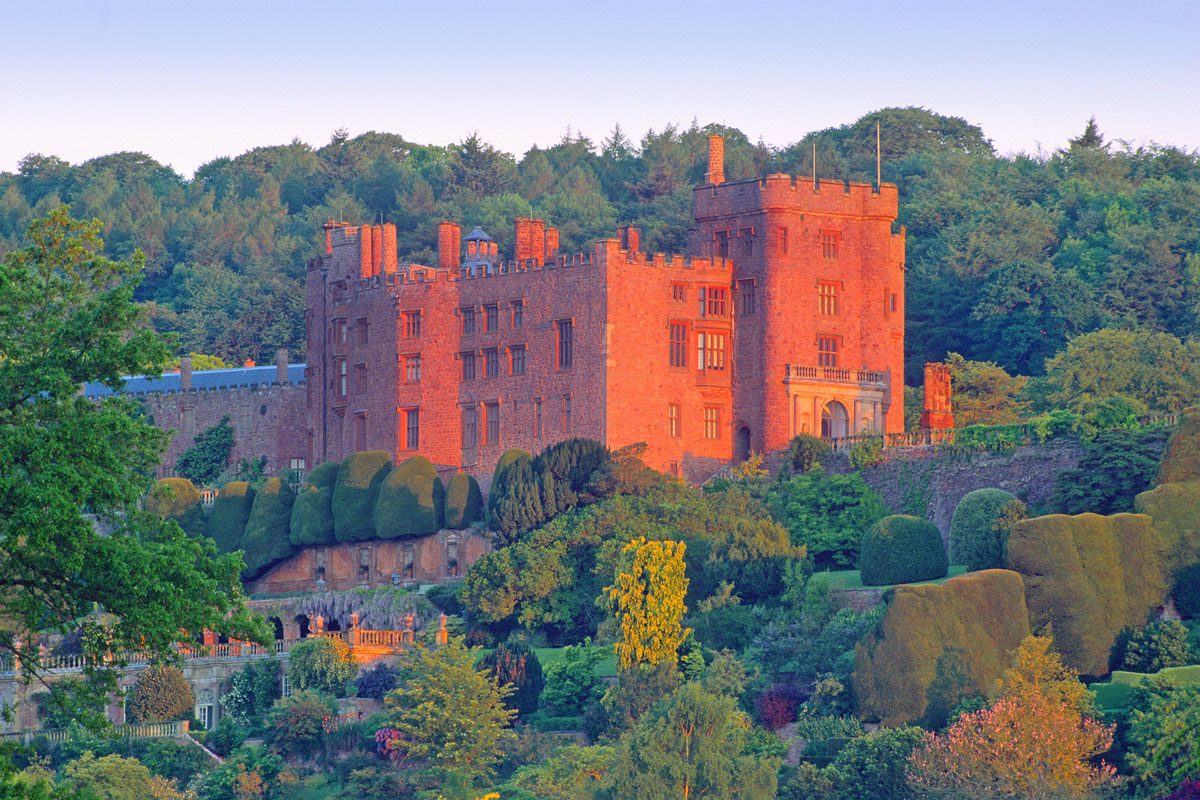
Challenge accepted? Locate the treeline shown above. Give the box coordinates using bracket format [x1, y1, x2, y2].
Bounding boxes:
[1, 109, 1197, 378]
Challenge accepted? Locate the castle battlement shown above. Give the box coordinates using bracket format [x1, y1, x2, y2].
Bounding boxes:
[694, 173, 899, 219]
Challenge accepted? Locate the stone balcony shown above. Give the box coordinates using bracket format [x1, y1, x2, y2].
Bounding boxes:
[783, 364, 888, 388]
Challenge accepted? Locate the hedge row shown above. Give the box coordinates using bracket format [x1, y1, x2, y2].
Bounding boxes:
[851, 569, 1032, 726]
[147, 452, 482, 581]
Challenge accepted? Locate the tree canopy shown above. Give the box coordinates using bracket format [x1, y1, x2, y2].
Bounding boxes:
[0, 208, 261, 726]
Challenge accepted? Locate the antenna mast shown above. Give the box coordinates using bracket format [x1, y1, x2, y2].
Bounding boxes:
[876, 121, 882, 188]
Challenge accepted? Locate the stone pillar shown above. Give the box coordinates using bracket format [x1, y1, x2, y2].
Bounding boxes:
[349, 612, 359, 648]
[435, 614, 448, 646]
[180, 356, 192, 391]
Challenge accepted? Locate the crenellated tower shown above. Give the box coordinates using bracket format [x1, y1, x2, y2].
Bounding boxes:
[691, 135, 906, 456]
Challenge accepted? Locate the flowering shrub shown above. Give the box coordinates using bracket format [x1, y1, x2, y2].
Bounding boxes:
[907, 693, 1118, 799]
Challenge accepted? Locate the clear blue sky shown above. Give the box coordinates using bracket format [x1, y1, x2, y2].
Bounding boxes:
[2, 0, 1196, 177]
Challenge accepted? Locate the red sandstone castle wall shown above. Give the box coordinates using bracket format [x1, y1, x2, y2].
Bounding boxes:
[602, 239, 734, 481]
[147, 381, 308, 481]
[692, 175, 905, 454]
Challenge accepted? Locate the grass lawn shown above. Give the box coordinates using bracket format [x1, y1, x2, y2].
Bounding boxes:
[534, 645, 618, 677]
[824, 564, 969, 591]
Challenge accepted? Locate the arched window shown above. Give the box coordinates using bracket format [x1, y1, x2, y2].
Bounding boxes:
[821, 401, 849, 439]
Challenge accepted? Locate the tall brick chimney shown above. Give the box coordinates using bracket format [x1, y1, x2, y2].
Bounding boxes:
[381, 224, 397, 275]
[370, 225, 383, 276]
[276, 348, 289, 384]
[514, 218, 533, 262]
[438, 221, 461, 270]
[358, 226, 372, 278]
[180, 355, 192, 392]
[544, 227, 559, 260]
[619, 224, 641, 253]
[705, 134, 725, 186]
[530, 219, 546, 266]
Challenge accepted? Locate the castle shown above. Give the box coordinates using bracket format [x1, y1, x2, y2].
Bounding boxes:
[303, 136, 906, 484]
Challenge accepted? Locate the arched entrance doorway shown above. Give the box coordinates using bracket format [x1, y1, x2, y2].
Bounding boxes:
[821, 401, 849, 439]
[734, 426, 751, 462]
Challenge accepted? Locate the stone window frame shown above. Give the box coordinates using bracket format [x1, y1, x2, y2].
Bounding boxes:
[668, 321, 688, 369]
[818, 280, 840, 316]
[703, 406, 720, 440]
[485, 304, 499, 332]
[668, 403, 680, 438]
[820, 229, 840, 260]
[404, 310, 422, 338]
[403, 407, 420, 451]
[555, 318, 574, 371]
[461, 404, 478, 449]
[509, 345, 526, 376]
[817, 334, 840, 367]
[510, 299, 524, 329]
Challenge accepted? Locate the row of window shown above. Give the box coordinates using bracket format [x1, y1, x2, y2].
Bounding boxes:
[711, 227, 840, 259]
[457, 300, 525, 336]
[667, 403, 722, 440]
[668, 325, 728, 372]
[394, 397, 576, 453]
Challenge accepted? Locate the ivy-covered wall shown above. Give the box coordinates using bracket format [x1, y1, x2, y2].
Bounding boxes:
[855, 441, 1087, 540]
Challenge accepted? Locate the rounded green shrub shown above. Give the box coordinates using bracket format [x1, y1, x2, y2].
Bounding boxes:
[240, 478, 298, 579]
[207, 481, 255, 554]
[444, 472, 483, 529]
[127, 665, 195, 723]
[374, 455, 445, 538]
[858, 515, 948, 587]
[783, 434, 831, 475]
[332, 451, 391, 542]
[145, 478, 206, 539]
[289, 460, 338, 546]
[949, 489, 1027, 571]
[286, 637, 357, 696]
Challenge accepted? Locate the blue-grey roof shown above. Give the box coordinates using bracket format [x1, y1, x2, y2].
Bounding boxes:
[83, 364, 307, 398]
[462, 226, 492, 242]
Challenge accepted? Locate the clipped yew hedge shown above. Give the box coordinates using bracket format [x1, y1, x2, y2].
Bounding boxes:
[949, 489, 1026, 571]
[858, 515, 948, 587]
[1156, 408, 1200, 485]
[373, 455, 444, 538]
[332, 451, 391, 542]
[240, 478, 298, 579]
[145, 477, 206, 539]
[852, 569, 1032, 726]
[127, 665, 195, 723]
[444, 472, 483, 529]
[208, 481, 255, 554]
[289, 461, 339, 546]
[1005, 512, 1168, 677]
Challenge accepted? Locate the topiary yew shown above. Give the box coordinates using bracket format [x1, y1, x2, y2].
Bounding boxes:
[782, 434, 831, 475]
[1157, 408, 1200, 485]
[144, 478, 206, 539]
[207, 481, 255, 554]
[858, 515, 948, 587]
[374, 455, 445, 538]
[332, 451, 391, 542]
[1005, 512, 1169, 677]
[240, 477, 297, 579]
[852, 569, 1032, 726]
[444, 472, 483, 529]
[949, 488, 1027, 571]
[289, 460, 338, 546]
[127, 665, 195, 723]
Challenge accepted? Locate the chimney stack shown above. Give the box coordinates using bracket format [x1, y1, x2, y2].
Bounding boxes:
[619, 225, 641, 253]
[437, 221, 461, 270]
[514, 218, 533, 262]
[381, 224, 397, 275]
[919, 362, 954, 430]
[276, 348, 289, 384]
[370, 225, 383, 276]
[705, 134, 725, 186]
[544, 227, 559, 260]
[180, 355, 192, 392]
[359, 226, 372, 278]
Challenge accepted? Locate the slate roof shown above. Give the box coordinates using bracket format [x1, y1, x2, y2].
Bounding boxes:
[82, 364, 307, 398]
